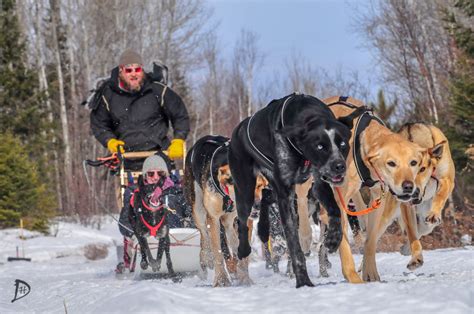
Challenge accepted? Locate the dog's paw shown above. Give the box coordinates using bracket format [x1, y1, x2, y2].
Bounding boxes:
[140, 259, 149, 270]
[407, 256, 424, 270]
[320, 268, 329, 278]
[295, 279, 314, 288]
[171, 274, 182, 283]
[237, 243, 252, 259]
[362, 269, 380, 282]
[213, 274, 232, 287]
[425, 212, 442, 225]
[324, 217, 342, 253]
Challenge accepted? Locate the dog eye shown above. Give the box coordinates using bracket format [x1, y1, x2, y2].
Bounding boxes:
[419, 167, 426, 173]
[410, 160, 418, 166]
[387, 161, 396, 167]
[340, 141, 346, 147]
[316, 144, 324, 150]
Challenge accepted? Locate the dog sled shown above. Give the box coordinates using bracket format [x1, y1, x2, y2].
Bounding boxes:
[84, 148, 202, 277]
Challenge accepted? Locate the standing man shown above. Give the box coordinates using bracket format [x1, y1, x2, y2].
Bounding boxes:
[89, 49, 189, 162]
[89, 49, 190, 274]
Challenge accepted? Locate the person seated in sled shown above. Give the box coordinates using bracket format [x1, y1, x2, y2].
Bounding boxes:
[89, 49, 190, 168]
[116, 154, 193, 274]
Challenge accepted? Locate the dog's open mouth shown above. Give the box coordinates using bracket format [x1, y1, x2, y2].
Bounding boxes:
[390, 190, 412, 202]
[397, 194, 412, 201]
[389, 187, 413, 202]
[411, 198, 422, 205]
[321, 174, 345, 185]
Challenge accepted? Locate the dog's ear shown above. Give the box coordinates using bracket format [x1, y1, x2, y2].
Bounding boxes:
[428, 141, 446, 159]
[278, 124, 306, 139]
[338, 106, 368, 129]
[365, 151, 380, 166]
[137, 175, 144, 188]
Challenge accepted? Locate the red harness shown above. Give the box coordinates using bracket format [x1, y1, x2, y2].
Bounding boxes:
[131, 189, 167, 237]
[139, 214, 166, 237]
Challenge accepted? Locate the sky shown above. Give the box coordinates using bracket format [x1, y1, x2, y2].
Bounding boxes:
[206, 0, 380, 97]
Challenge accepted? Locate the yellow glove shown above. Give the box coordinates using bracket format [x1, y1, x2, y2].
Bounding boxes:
[168, 139, 184, 159]
[107, 138, 125, 154]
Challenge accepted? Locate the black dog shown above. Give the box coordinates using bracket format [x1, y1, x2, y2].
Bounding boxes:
[129, 175, 180, 282]
[229, 93, 365, 287]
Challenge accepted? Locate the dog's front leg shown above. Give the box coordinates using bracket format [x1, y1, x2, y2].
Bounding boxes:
[136, 235, 150, 270]
[317, 208, 331, 277]
[162, 235, 180, 282]
[208, 215, 232, 287]
[295, 179, 313, 255]
[313, 180, 342, 253]
[400, 202, 424, 270]
[425, 178, 453, 225]
[361, 188, 388, 282]
[149, 237, 165, 273]
[275, 184, 313, 288]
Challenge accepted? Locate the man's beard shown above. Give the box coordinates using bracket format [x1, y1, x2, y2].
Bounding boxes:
[119, 75, 145, 92]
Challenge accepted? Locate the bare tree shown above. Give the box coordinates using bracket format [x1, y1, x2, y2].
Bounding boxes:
[233, 30, 264, 117]
[356, 0, 456, 122]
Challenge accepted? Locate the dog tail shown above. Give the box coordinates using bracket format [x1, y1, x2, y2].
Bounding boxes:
[338, 106, 370, 129]
[257, 188, 273, 244]
[183, 148, 195, 207]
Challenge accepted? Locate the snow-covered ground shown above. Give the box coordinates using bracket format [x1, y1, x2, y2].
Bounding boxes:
[0, 218, 472, 314]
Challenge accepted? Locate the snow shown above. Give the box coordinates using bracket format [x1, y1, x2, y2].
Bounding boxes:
[0, 218, 472, 314]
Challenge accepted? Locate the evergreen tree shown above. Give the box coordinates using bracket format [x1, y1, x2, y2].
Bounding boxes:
[0, 133, 55, 232]
[445, 0, 473, 169]
[0, 0, 57, 229]
[0, 0, 49, 146]
[369, 90, 397, 129]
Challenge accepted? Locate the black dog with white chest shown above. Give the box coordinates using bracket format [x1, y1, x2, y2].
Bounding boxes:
[229, 93, 365, 288]
[129, 175, 180, 282]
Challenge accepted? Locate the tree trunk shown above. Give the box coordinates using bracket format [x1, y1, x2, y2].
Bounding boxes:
[50, 0, 72, 213]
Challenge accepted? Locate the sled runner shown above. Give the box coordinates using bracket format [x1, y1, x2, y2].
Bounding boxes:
[130, 228, 201, 277]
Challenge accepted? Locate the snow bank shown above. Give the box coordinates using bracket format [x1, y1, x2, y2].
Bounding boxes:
[0, 219, 472, 313]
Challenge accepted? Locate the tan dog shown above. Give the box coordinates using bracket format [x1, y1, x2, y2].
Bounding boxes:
[185, 135, 269, 287]
[397, 123, 455, 269]
[353, 123, 454, 280]
[322, 96, 433, 283]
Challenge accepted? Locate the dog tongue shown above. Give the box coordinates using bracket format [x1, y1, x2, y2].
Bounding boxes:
[150, 187, 163, 205]
[149, 177, 175, 206]
[333, 175, 343, 182]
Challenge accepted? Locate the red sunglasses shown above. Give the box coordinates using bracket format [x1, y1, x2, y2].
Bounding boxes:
[123, 66, 143, 74]
[146, 170, 167, 178]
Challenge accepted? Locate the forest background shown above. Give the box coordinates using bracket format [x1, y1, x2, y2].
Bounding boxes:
[0, 0, 471, 248]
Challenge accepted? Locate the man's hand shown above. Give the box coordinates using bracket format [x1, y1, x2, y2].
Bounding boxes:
[107, 138, 125, 153]
[168, 139, 184, 159]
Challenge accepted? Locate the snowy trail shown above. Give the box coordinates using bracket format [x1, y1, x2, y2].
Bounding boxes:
[0, 221, 472, 313]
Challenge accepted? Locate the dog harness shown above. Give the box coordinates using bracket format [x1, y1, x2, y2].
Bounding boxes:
[327, 96, 386, 187]
[247, 93, 312, 175]
[209, 141, 234, 212]
[131, 183, 170, 237]
[327, 96, 388, 216]
[190, 139, 234, 212]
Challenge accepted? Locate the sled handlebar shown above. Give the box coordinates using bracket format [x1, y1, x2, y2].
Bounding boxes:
[84, 149, 171, 168]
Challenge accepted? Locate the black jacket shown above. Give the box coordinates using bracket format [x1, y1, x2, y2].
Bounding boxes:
[90, 68, 190, 151]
